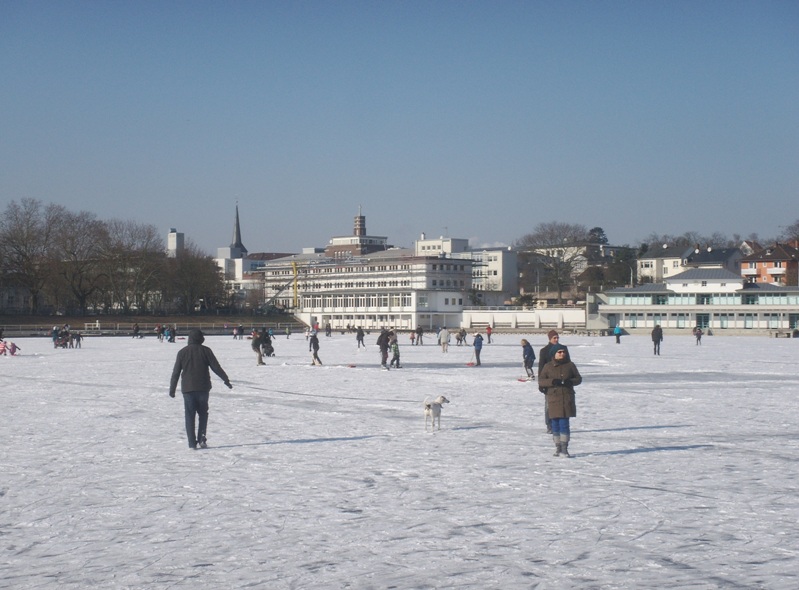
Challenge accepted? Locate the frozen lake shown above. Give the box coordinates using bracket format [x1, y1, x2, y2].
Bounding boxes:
[3, 331, 798, 589]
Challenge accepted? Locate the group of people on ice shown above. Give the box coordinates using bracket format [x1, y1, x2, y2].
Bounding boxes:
[51, 325, 82, 349]
[154, 324, 178, 343]
[166, 323, 583, 458]
[0, 328, 20, 356]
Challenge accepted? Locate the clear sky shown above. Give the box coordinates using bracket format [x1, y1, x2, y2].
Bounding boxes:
[2, 1, 797, 255]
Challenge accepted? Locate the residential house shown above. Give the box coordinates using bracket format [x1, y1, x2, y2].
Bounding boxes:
[740, 242, 799, 286]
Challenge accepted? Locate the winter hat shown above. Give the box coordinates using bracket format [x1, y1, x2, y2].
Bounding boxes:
[547, 330, 559, 340]
[550, 343, 566, 358]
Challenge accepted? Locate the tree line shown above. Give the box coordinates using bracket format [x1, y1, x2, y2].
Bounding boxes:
[0, 199, 225, 315]
[3, 198, 797, 314]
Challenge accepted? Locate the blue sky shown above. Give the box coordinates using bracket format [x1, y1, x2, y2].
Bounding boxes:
[2, 1, 797, 255]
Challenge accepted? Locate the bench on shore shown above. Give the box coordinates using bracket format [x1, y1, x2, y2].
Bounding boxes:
[771, 330, 798, 338]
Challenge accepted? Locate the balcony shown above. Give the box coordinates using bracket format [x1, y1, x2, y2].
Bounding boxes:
[767, 267, 786, 275]
[741, 268, 758, 276]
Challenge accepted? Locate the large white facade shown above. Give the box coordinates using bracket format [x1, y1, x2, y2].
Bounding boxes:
[261, 248, 474, 331]
[588, 268, 799, 332]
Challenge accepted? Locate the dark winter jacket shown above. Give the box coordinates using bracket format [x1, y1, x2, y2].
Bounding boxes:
[170, 329, 230, 395]
[377, 330, 390, 351]
[310, 334, 320, 352]
[538, 358, 582, 419]
[651, 326, 663, 343]
[522, 342, 536, 367]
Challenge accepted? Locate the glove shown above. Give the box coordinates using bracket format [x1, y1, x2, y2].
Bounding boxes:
[538, 387, 547, 394]
[225, 382, 233, 389]
[552, 379, 563, 386]
[562, 379, 574, 387]
[169, 391, 175, 398]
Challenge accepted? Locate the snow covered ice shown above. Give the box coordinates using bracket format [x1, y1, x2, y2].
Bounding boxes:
[3, 331, 798, 589]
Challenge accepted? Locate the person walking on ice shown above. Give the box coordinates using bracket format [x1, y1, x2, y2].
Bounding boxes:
[169, 329, 232, 449]
[309, 331, 322, 365]
[538, 345, 582, 457]
[472, 332, 483, 366]
[521, 339, 536, 379]
[651, 324, 663, 355]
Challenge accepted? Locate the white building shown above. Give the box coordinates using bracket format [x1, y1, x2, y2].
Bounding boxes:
[588, 268, 799, 332]
[414, 235, 518, 305]
[258, 220, 477, 331]
[166, 228, 184, 258]
[636, 245, 692, 283]
[462, 247, 517, 306]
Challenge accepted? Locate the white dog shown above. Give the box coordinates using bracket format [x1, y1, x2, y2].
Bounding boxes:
[424, 395, 450, 431]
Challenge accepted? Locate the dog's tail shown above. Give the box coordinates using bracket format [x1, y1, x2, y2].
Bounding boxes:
[423, 399, 432, 410]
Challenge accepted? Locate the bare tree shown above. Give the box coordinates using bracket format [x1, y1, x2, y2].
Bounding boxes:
[642, 230, 735, 250]
[50, 210, 111, 314]
[99, 220, 165, 313]
[163, 241, 225, 314]
[515, 222, 590, 303]
[0, 199, 65, 313]
[779, 219, 799, 243]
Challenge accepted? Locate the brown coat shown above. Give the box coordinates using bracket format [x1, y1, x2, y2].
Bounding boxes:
[538, 359, 582, 419]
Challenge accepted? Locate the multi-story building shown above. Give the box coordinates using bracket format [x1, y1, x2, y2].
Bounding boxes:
[637, 245, 693, 283]
[462, 246, 517, 305]
[637, 244, 743, 283]
[259, 217, 475, 331]
[740, 242, 799, 286]
[412, 236, 518, 305]
[588, 267, 799, 332]
[166, 228, 184, 258]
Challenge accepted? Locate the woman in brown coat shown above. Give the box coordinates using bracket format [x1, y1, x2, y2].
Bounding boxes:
[538, 344, 582, 457]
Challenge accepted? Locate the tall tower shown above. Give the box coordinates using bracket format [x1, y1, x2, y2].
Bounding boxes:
[354, 205, 366, 237]
[230, 204, 248, 258]
[167, 228, 184, 258]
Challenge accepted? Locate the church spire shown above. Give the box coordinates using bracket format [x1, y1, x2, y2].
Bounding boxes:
[230, 204, 247, 256]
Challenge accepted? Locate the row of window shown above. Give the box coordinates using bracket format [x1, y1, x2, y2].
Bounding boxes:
[621, 312, 799, 329]
[303, 293, 414, 309]
[302, 293, 464, 310]
[609, 294, 799, 306]
[297, 280, 413, 290]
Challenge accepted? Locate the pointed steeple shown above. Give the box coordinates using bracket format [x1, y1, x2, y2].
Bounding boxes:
[230, 204, 248, 257]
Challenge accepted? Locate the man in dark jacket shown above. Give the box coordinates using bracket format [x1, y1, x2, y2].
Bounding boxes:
[169, 329, 232, 449]
[377, 329, 391, 368]
[651, 325, 663, 355]
[538, 330, 570, 434]
[309, 331, 322, 365]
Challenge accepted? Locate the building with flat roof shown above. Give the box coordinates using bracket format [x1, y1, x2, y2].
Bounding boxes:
[588, 267, 799, 332]
[259, 216, 475, 331]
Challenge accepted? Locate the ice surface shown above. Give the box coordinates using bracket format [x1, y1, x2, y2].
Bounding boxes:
[3, 332, 798, 589]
